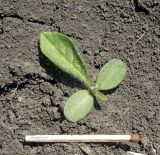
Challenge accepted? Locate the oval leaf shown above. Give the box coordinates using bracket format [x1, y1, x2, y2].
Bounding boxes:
[40, 32, 90, 86]
[97, 59, 127, 90]
[64, 90, 93, 122]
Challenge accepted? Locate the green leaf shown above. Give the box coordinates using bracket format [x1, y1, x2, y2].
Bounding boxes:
[97, 59, 127, 90]
[40, 32, 91, 87]
[64, 90, 93, 122]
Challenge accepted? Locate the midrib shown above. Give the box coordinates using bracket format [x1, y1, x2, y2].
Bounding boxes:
[44, 34, 88, 82]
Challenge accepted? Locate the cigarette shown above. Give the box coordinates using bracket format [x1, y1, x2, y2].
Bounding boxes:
[25, 134, 140, 143]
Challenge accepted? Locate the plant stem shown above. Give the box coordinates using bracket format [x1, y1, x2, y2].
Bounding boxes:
[95, 91, 107, 102]
[84, 79, 94, 89]
[84, 79, 107, 102]
[84, 80, 107, 102]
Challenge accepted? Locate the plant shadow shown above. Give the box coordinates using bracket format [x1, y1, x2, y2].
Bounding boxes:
[93, 98, 101, 110]
[38, 42, 85, 90]
[102, 86, 119, 95]
[93, 86, 119, 110]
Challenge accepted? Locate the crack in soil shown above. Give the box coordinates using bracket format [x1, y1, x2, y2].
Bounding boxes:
[0, 13, 23, 20]
[0, 19, 4, 34]
[0, 13, 49, 26]
[0, 12, 61, 35]
[0, 72, 55, 96]
[0, 81, 28, 96]
[133, 0, 150, 15]
[27, 18, 45, 25]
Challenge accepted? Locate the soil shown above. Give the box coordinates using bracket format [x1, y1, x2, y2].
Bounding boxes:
[0, 0, 160, 155]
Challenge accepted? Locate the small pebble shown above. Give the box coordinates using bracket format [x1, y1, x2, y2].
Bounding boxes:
[18, 97, 23, 102]
[141, 136, 150, 149]
[42, 96, 51, 107]
[142, 24, 149, 31]
[80, 146, 93, 155]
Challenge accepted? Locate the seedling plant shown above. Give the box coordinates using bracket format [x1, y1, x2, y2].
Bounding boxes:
[40, 32, 127, 122]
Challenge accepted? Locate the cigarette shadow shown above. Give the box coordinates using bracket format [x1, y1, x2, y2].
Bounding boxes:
[23, 141, 131, 152]
[38, 42, 85, 90]
[94, 142, 131, 151]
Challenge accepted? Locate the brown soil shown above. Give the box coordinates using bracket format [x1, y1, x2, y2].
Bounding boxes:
[0, 0, 160, 154]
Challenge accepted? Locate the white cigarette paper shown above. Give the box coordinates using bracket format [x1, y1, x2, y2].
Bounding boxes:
[25, 134, 140, 143]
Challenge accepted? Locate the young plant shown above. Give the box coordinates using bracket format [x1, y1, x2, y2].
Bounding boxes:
[40, 32, 127, 122]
